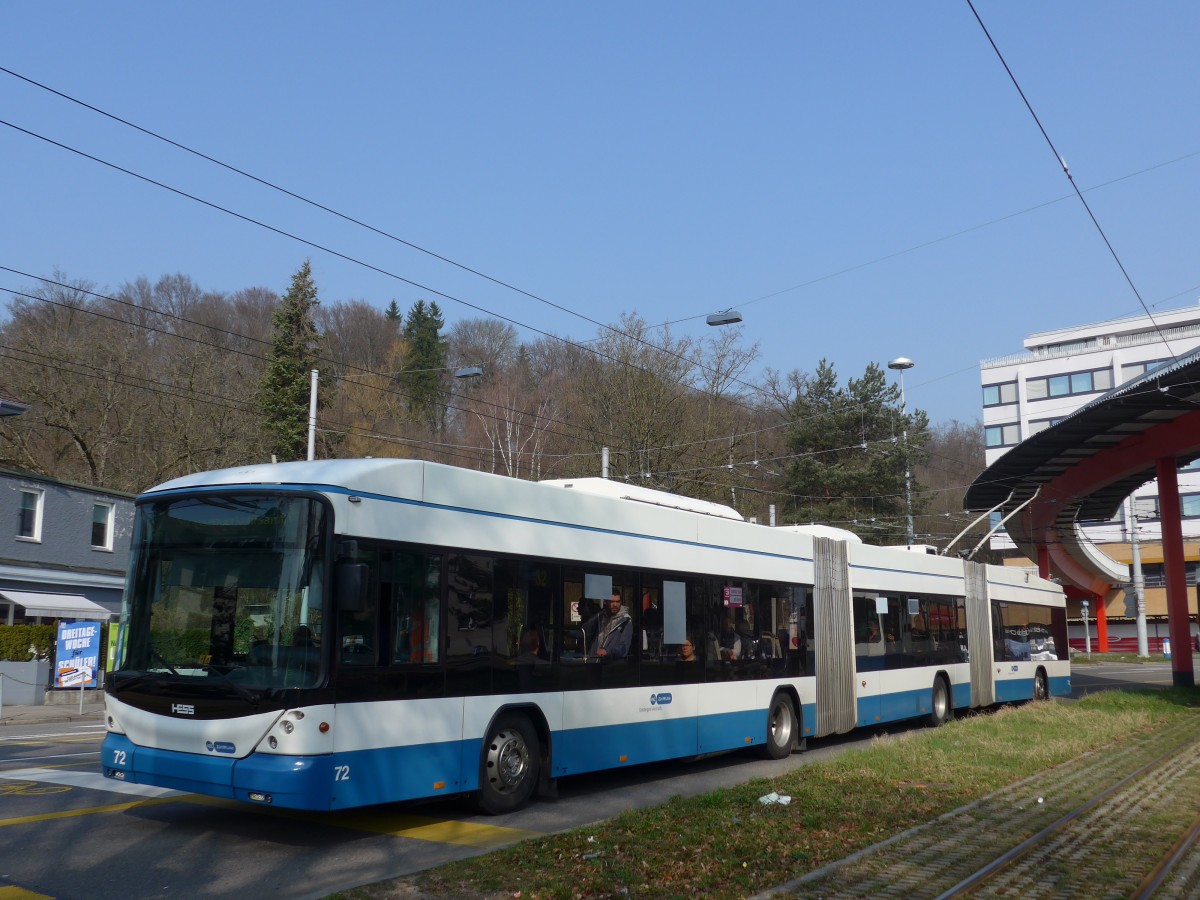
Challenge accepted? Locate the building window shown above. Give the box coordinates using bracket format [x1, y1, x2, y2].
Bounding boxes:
[1025, 367, 1113, 401]
[1184, 494, 1200, 519]
[1134, 496, 1160, 521]
[1123, 359, 1170, 381]
[982, 381, 1018, 407]
[92, 502, 115, 551]
[985, 423, 1021, 448]
[1027, 417, 1064, 436]
[17, 489, 43, 541]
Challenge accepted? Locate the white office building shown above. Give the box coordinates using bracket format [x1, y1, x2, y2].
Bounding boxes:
[980, 302, 1200, 645]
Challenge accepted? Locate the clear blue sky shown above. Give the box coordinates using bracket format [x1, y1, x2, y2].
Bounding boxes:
[3, 2, 1199, 425]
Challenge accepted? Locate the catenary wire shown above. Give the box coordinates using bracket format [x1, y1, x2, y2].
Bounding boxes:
[965, 0, 1178, 361]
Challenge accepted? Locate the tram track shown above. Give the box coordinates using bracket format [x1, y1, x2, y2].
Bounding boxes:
[768, 712, 1200, 899]
[940, 729, 1200, 898]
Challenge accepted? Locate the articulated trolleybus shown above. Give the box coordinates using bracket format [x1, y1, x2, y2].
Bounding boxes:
[103, 459, 1069, 813]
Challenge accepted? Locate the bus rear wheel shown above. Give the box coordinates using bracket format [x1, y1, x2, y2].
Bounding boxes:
[478, 713, 540, 815]
[1033, 669, 1049, 701]
[928, 676, 950, 727]
[759, 693, 797, 759]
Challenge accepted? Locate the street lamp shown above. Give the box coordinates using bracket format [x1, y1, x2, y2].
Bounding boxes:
[887, 356, 915, 547]
[706, 309, 743, 326]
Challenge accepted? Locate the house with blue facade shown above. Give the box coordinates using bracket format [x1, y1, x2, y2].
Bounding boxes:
[0, 469, 134, 625]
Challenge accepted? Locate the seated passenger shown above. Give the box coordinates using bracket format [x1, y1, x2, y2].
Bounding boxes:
[679, 637, 697, 663]
[517, 625, 546, 663]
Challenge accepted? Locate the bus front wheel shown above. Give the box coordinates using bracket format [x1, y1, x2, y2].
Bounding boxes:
[759, 693, 797, 759]
[478, 713, 540, 815]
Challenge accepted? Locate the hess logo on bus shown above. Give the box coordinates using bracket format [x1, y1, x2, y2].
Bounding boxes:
[171, 703, 195, 716]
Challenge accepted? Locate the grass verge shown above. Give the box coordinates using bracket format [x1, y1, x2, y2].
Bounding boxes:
[332, 689, 1200, 900]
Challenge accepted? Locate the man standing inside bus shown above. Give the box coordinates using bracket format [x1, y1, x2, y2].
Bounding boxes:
[592, 590, 633, 659]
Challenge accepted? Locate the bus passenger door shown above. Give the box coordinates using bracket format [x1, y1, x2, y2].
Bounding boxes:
[853, 595, 886, 726]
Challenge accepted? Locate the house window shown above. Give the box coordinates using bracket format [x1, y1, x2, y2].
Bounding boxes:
[982, 381, 1018, 407]
[985, 423, 1021, 448]
[17, 489, 43, 541]
[92, 502, 115, 551]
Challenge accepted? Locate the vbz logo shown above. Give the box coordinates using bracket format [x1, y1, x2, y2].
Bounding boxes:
[171, 703, 195, 715]
[649, 692, 673, 706]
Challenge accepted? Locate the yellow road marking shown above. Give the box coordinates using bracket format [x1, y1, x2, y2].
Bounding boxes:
[0, 784, 541, 849]
[0, 887, 54, 899]
[183, 795, 541, 848]
[0, 796, 178, 827]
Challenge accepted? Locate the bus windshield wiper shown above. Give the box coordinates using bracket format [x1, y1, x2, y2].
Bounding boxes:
[192, 663, 260, 706]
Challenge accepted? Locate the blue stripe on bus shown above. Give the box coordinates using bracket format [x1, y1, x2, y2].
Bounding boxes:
[105, 709, 776, 811]
[104, 732, 337, 810]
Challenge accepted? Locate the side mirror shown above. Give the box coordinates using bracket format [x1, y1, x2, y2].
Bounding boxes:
[336, 562, 368, 612]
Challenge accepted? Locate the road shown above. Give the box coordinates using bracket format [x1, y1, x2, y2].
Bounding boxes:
[0, 662, 1175, 900]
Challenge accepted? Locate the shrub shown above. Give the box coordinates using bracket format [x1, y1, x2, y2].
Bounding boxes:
[0, 625, 56, 661]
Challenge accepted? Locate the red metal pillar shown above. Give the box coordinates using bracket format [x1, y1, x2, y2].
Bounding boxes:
[1156, 457, 1195, 688]
[1095, 591, 1109, 652]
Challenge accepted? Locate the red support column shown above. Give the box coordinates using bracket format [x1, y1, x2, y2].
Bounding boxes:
[1156, 457, 1195, 688]
[1095, 591, 1109, 652]
[1037, 544, 1050, 580]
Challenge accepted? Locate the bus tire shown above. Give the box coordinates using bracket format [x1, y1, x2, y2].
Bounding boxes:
[1033, 669, 1049, 701]
[477, 713, 540, 815]
[928, 676, 950, 727]
[759, 693, 797, 760]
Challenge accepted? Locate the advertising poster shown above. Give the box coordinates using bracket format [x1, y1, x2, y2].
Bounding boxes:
[56, 620, 101, 689]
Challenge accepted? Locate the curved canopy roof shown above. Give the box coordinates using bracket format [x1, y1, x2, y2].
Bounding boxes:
[965, 346, 1200, 592]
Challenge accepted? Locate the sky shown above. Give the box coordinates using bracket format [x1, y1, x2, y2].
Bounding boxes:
[3, 2, 1200, 426]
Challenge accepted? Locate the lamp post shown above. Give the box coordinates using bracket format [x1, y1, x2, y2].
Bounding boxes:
[887, 357, 915, 547]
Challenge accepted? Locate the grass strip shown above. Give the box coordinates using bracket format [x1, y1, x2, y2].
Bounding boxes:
[334, 688, 1199, 900]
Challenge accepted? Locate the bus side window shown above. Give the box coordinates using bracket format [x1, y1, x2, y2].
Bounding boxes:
[340, 583, 380, 666]
[391, 550, 442, 664]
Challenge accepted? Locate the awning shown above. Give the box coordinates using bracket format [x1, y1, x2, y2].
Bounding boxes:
[0, 591, 113, 620]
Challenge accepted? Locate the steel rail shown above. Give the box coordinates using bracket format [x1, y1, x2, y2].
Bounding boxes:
[1130, 813, 1200, 900]
[935, 740, 1194, 899]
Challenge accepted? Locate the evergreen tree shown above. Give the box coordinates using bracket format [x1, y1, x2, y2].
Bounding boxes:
[384, 299, 402, 322]
[782, 359, 929, 543]
[260, 261, 323, 461]
[401, 299, 448, 432]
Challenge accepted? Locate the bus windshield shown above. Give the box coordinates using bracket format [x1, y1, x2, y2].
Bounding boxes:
[116, 493, 327, 692]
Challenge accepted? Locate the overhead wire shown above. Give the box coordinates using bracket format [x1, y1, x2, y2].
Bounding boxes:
[0, 68, 774, 406]
[965, 0, 1178, 361]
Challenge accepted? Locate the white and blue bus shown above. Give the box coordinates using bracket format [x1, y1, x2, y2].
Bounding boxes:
[102, 459, 1069, 813]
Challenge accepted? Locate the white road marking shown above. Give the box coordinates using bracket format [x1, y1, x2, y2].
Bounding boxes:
[3, 751, 100, 763]
[0, 766, 183, 798]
